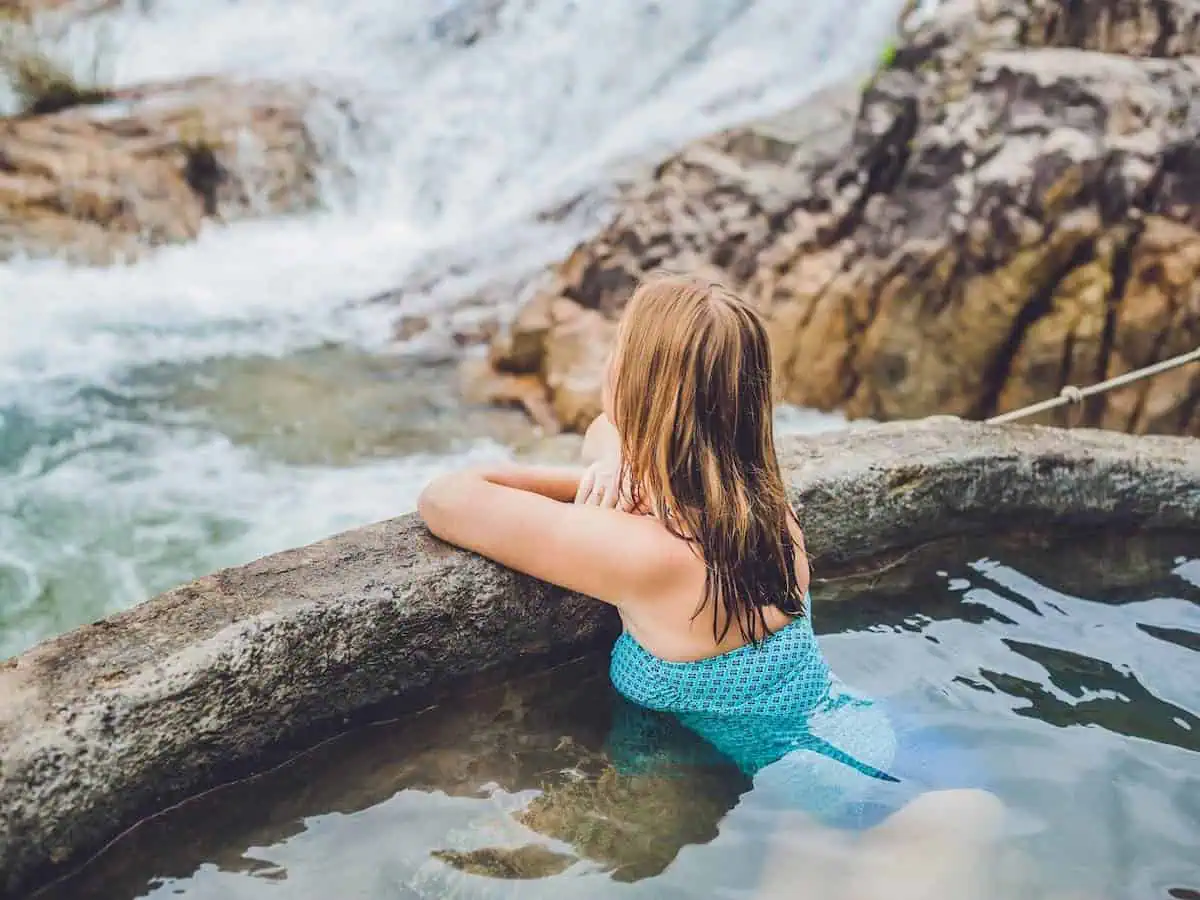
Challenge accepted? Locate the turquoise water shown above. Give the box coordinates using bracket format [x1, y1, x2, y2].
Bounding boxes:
[37, 529, 1200, 900]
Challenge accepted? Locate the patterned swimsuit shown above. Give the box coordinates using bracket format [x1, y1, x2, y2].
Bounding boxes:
[606, 594, 930, 828]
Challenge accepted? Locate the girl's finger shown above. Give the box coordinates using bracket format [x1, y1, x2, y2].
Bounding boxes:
[605, 489, 619, 509]
[600, 478, 619, 508]
[575, 469, 595, 505]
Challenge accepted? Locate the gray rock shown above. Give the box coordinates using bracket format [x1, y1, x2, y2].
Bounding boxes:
[483, 0, 1200, 436]
[0, 419, 1197, 897]
[781, 417, 1200, 566]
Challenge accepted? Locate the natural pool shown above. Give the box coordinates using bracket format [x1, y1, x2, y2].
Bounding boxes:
[37, 529, 1199, 900]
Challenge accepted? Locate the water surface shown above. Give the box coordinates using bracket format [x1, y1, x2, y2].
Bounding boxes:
[40, 529, 1200, 900]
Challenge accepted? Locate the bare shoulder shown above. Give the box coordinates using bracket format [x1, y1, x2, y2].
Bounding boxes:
[585, 511, 700, 596]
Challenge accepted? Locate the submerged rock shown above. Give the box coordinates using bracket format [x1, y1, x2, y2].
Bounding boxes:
[432, 845, 577, 880]
[0, 76, 332, 264]
[168, 346, 547, 466]
[484, 0, 1200, 435]
[0, 419, 1197, 897]
[427, 0, 509, 48]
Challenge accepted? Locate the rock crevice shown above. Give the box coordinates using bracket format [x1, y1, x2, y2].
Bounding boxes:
[482, 0, 1200, 435]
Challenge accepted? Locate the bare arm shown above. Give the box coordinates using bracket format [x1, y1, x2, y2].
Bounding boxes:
[469, 464, 585, 503]
[418, 464, 678, 605]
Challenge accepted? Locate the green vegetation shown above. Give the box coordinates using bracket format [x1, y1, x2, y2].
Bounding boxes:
[859, 37, 901, 93]
[878, 39, 898, 70]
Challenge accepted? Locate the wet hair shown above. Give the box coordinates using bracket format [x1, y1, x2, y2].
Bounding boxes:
[610, 274, 807, 644]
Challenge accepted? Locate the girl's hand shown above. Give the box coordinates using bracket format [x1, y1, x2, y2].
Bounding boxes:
[576, 415, 649, 514]
[575, 456, 644, 513]
[575, 455, 623, 509]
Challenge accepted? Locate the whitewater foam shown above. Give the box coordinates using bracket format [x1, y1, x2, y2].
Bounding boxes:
[0, 0, 900, 656]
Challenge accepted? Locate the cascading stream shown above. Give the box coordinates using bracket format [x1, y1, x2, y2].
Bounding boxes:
[0, 0, 901, 657]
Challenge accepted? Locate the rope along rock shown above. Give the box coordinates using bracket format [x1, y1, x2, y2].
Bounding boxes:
[987, 346, 1200, 425]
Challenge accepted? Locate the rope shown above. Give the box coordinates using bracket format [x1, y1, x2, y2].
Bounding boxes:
[986, 345, 1200, 425]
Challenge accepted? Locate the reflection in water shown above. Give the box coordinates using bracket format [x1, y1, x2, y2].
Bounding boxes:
[42, 658, 750, 899]
[38, 530, 1200, 900]
[980, 640, 1199, 753]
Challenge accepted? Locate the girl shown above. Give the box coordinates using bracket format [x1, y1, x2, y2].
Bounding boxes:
[419, 275, 1003, 898]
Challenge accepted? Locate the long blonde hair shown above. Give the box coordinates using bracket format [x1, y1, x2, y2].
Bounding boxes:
[610, 275, 806, 644]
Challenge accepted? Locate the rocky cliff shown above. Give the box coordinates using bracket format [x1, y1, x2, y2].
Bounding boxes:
[0, 76, 335, 264]
[0, 4, 339, 264]
[482, 0, 1200, 435]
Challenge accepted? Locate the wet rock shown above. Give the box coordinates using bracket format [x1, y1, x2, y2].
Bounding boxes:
[814, 528, 1199, 609]
[450, 311, 500, 347]
[0, 0, 116, 19]
[170, 346, 545, 466]
[514, 763, 748, 882]
[510, 430, 583, 464]
[392, 314, 433, 342]
[484, 78, 862, 430]
[387, 267, 554, 363]
[432, 845, 577, 880]
[1, 418, 1197, 897]
[751, 47, 1200, 435]
[485, 0, 1200, 435]
[32, 659, 617, 895]
[0, 76, 330, 264]
[427, 0, 509, 48]
[389, 294, 502, 348]
[459, 354, 560, 434]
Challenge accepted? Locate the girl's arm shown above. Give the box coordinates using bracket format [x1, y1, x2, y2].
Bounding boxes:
[417, 464, 679, 605]
[471, 464, 584, 503]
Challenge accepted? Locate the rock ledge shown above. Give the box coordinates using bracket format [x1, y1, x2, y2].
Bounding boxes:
[1, 420, 1197, 897]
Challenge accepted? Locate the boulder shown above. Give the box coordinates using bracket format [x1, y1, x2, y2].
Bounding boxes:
[753, 48, 1200, 434]
[484, 79, 864, 432]
[1, 418, 1198, 897]
[484, 0, 1200, 435]
[0, 76, 330, 264]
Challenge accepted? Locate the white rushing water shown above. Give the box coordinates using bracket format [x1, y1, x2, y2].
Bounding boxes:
[0, 0, 900, 657]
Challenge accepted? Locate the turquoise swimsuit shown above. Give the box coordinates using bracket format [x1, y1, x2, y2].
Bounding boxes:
[606, 594, 950, 828]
